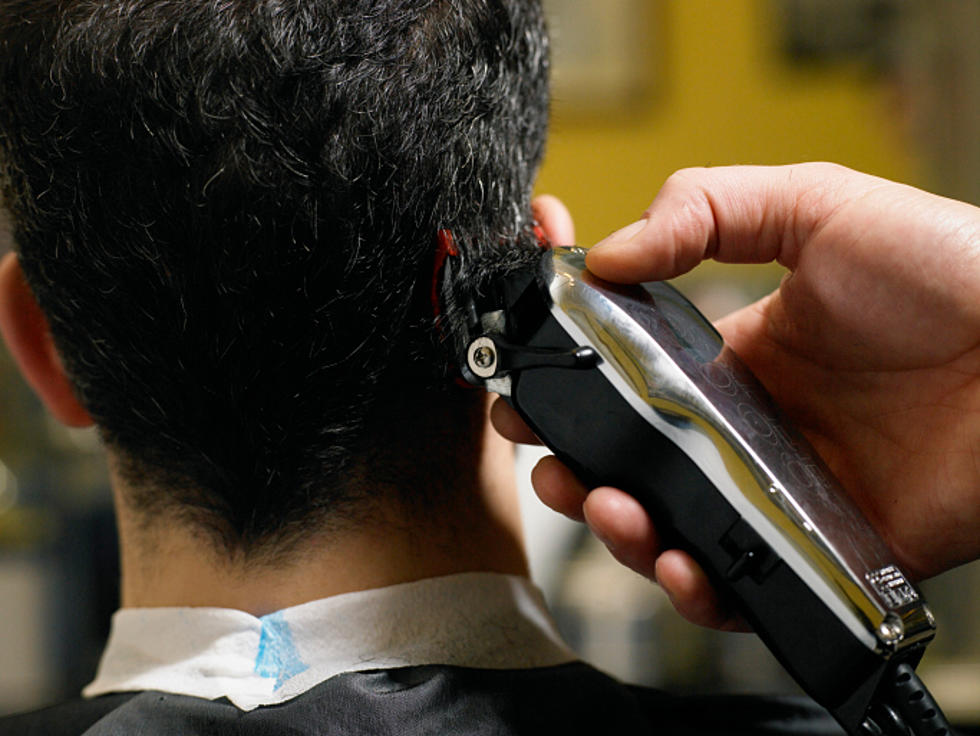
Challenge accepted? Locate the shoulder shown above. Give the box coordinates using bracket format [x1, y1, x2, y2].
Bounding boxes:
[623, 686, 845, 736]
[269, 663, 845, 736]
[0, 666, 845, 736]
[0, 693, 136, 736]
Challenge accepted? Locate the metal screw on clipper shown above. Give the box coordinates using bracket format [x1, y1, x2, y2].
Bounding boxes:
[876, 614, 905, 648]
[473, 346, 494, 368]
[467, 337, 498, 378]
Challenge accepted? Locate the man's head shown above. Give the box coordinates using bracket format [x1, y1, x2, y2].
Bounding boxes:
[0, 0, 549, 557]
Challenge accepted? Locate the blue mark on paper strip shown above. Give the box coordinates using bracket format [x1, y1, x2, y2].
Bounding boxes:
[254, 612, 309, 690]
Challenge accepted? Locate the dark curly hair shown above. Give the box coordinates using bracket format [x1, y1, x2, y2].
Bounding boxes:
[0, 0, 549, 557]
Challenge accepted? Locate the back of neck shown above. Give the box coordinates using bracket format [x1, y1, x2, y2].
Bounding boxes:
[111, 402, 527, 615]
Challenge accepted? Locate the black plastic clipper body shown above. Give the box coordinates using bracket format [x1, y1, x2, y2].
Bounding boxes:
[460, 247, 941, 736]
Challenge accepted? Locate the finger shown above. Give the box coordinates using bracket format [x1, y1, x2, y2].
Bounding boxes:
[583, 484, 752, 631]
[582, 486, 661, 581]
[489, 397, 542, 445]
[585, 163, 870, 283]
[530, 455, 588, 522]
[655, 550, 751, 632]
[532, 194, 575, 245]
[712, 293, 773, 353]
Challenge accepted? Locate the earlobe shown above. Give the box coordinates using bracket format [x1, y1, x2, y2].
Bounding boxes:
[0, 253, 93, 428]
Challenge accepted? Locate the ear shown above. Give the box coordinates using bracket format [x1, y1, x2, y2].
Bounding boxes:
[531, 194, 575, 246]
[0, 252, 93, 427]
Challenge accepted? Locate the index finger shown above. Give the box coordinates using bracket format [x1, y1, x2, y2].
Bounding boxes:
[489, 397, 542, 445]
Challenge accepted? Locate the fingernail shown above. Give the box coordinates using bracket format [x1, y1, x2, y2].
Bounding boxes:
[591, 218, 648, 253]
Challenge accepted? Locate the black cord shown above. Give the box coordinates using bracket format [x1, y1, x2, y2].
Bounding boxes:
[886, 662, 953, 736]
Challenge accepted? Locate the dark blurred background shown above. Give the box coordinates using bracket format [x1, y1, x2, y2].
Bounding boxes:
[1, 0, 978, 723]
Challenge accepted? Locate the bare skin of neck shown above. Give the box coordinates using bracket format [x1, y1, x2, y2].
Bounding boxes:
[111, 407, 528, 616]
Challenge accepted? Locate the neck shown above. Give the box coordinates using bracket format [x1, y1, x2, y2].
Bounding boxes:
[111, 401, 528, 615]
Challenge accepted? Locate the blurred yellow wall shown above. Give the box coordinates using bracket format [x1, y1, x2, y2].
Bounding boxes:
[537, 0, 921, 248]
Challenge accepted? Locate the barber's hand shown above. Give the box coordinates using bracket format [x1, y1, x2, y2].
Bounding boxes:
[505, 164, 980, 631]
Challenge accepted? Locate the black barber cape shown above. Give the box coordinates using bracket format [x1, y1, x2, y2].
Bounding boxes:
[1, 662, 842, 735]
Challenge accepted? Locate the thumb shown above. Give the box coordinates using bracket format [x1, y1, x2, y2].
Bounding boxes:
[585, 163, 862, 283]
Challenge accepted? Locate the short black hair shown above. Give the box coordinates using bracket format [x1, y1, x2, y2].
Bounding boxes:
[0, 0, 549, 555]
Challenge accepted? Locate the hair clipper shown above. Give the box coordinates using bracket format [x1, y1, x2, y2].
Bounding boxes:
[459, 246, 949, 736]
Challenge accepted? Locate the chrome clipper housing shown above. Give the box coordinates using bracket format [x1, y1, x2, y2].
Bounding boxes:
[460, 247, 939, 736]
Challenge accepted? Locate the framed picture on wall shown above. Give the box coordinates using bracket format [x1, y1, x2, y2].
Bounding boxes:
[543, 0, 660, 114]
